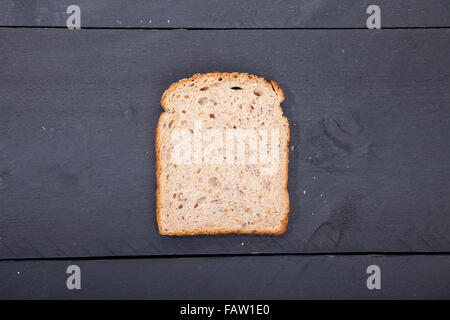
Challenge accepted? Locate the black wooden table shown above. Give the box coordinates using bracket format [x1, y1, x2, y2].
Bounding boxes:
[0, 0, 449, 299]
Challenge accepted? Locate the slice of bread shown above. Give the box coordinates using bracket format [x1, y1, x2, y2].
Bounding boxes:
[156, 72, 289, 235]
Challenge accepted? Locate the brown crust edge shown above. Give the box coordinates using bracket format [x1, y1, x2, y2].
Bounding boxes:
[155, 112, 166, 235]
[156, 72, 289, 236]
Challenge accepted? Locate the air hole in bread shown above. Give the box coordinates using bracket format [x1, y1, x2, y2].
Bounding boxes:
[270, 83, 276, 92]
[182, 110, 186, 113]
[209, 113, 215, 119]
[168, 120, 174, 128]
[208, 177, 220, 187]
[198, 97, 208, 105]
[254, 89, 263, 97]
[196, 196, 206, 205]
[218, 77, 223, 81]
[200, 87, 208, 91]
[231, 86, 242, 90]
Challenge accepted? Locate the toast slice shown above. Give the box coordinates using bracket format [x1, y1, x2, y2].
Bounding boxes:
[156, 72, 289, 235]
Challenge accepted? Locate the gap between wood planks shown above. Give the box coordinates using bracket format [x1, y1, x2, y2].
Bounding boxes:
[0, 251, 449, 262]
[0, 26, 450, 30]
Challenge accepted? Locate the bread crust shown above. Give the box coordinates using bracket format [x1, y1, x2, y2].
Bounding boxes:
[156, 72, 289, 236]
[155, 112, 168, 234]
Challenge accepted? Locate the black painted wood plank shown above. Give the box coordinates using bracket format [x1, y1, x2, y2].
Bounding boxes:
[0, 0, 449, 28]
[0, 29, 449, 259]
[0, 255, 449, 299]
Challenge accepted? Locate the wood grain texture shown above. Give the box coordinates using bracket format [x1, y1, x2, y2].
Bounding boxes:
[0, 255, 449, 299]
[0, 28, 449, 259]
[0, 0, 449, 28]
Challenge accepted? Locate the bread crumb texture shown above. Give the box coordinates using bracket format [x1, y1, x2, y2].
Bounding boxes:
[156, 72, 290, 235]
